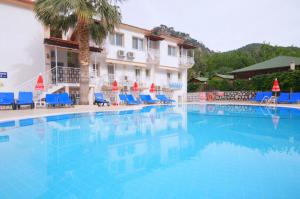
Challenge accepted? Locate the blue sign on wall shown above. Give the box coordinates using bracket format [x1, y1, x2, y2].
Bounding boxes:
[0, 72, 7, 78]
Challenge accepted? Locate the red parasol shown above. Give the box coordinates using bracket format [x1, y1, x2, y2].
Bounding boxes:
[272, 78, 280, 92]
[133, 81, 139, 92]
[35, 73, 44, 91]
[112, 80, 118, 91]
[149, 83, 155, 93]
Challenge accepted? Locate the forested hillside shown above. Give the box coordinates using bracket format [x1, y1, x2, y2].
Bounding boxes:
[189, 43, 300, 79]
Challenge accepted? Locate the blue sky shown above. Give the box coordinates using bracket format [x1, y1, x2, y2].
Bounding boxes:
[120, 0, 300, 52]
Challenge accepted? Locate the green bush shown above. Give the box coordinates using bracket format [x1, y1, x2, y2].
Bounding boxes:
[208, 79, 232, 91]
[187, 82, 201, 92]
[233, 79, 252, 90]
[251, 71, 300, 91]
[187, 70, 300, 92]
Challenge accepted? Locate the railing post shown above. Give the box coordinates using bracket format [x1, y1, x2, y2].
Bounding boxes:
[55, 46, 58, 85]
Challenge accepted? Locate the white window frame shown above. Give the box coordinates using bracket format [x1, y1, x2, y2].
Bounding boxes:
[145, 69, 150, 78]
[132, 37, 144, 51]
[167, 72, 171, 81]
[178, 72, 182, 80]
[168, 45, 177, 57]
[109, 32, 124, 47]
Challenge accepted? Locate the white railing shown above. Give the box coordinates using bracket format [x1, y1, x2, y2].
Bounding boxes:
[169, 82, 183, 90]
[52, 67, 80, 84]
[15, 67, 56, 99]
[180, 56, 195, 66]
[147, 48, 160, 62]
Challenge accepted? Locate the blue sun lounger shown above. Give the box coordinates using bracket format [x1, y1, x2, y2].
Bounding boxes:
[156, 94, 176, 103]
[46, 94, 59, 107]
[16, 92, 34, 109]
[276, 92, 289, 103]
[94, 93, 110, 106]
[58, 93, 73, 106]
[0, 92, 16, 110]
[287, 92, 300, 104]
[126, 94, 140, 105]
[140, 95, 159, 104]
[119, 94, 127, 104]
[251, 92, 272, 102]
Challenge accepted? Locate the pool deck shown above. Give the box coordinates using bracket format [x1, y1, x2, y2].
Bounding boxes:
[0, 101, 299, 122]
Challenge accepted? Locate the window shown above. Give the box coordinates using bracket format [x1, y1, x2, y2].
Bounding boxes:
[132, 37, 144, 50]
[109, 33, 124, 47]
[107, 64, 115, 74]
[168, 45, 176, 56]
[135, 69, 140, 78]
[187, 50, 193, 57]
[145, 69, 150, 78]
[149, 40, 158, 49]
[167, 72, 171, 80]
[178, 72, 181, 80]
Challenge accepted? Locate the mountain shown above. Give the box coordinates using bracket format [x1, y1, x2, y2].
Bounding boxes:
[151, 25, 300, 79]
[189, 43, 300, 78]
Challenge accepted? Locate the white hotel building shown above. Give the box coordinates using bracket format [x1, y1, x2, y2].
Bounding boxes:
[0, 0, 196, 104]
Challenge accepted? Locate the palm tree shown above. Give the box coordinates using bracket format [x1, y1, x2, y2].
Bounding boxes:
[34, 0, 122, 105]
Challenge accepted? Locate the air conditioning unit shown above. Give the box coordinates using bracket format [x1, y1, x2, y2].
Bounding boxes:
[127, 52, 135, 59]
[117, 50, 125, 58]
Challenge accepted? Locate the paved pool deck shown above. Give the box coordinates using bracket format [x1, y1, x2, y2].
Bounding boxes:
[0, 101, 299, 122]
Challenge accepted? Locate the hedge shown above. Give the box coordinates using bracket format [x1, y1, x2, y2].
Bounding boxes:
[187, 70, 300, 92]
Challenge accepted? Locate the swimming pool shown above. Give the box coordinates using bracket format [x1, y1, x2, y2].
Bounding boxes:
[0, 104, 300, 199]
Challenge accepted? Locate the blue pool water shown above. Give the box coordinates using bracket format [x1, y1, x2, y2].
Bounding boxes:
[0, 104, 300, 199]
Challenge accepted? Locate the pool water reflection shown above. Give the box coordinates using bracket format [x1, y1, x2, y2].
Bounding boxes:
[0, 105, 299, 199]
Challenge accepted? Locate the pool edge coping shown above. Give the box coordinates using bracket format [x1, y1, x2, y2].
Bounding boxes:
[0, 102, 299, 123]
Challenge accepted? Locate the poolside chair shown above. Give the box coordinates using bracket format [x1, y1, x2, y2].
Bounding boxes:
[140, 95, 159, 104]
[251, 91, 272, 103]
[94, 93, 110, 106]
[287, 92, 300, 104]
[276, 92, 289, 103]
[119, 94, 127, 104]
[46, 94, 59, 107]
[156, 94, 176, 103]
[16, 92, 34, 109]
[0, 92, 16, 110]
[58, 93, 73, 106]
[126, 94, 140, 105]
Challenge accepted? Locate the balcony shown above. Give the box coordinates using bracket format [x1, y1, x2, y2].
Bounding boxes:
[179, 56, 195, 68]
[51, 67, 80, 84]
[147, 48, 160, 64]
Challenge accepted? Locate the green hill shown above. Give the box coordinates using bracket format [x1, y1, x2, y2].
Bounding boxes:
[189, 43, 300, 79]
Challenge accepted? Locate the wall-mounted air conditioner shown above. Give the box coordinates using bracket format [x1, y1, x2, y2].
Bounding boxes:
[127, 52, 135, 59]
[117, 50, 125, 58]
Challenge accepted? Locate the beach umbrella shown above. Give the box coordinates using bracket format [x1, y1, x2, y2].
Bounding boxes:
[35, 73, 44, 91]
[112, 80, 118, 91]
[272, 78, 280, 106]
[272, 78, 280, 93]
[133, 81, 139, 92]
[149, 83, 155, 93]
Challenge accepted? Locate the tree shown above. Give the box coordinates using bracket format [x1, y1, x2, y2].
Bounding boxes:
[34, 0, 122, 104]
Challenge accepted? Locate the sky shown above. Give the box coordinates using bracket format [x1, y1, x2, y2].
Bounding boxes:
[119, 0, 300, 52]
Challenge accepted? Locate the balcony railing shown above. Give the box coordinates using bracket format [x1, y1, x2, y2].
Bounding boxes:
[147, 48, 160, 63]
[180, 56, 195, 66]
[51, 67, 80, 84]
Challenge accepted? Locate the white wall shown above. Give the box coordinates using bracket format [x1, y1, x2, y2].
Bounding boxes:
[104, 28, 147, 63]
[159, 40, 180, 68]
[0, 3, 45, 92]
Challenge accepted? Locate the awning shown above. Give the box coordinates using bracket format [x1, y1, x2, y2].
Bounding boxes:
[106, 58, 147, 68]
[158, 65, 180, 72]
[44, 37, 102, 52]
